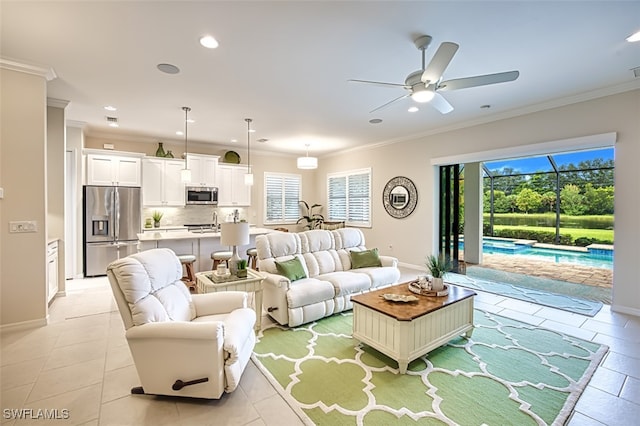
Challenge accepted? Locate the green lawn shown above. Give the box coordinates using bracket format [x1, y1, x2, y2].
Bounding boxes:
[492, 225, 614, 243]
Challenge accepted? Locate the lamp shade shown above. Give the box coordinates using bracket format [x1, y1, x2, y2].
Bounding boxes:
[220, 222, 250, 246]
[297, 156, 318, 169]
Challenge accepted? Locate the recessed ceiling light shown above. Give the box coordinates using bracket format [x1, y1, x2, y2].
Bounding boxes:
[187, 119, 195, 124]
[176, 131, 184, 136]
[157, 63, 180, 74]
[408, 106, 419, 112]
[199, 35, 219, 49]
[104, 105, 117, 111]
[231, 139, 237, 143]
[369, 118, 383, 124]
[249, 129, 256, 133]
[626, 30, 640, 42]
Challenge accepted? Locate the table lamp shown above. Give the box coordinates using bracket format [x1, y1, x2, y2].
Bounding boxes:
[221, 222, 250, 276]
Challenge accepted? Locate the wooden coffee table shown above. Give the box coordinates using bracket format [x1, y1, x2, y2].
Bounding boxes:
[351, 283, 476, 373]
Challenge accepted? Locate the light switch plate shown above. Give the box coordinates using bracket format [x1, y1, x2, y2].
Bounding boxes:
[9, 221, 38, 233]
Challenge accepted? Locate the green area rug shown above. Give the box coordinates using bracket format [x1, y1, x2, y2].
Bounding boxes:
[253, 311, 607, 425]
[447, 270, 604, 317]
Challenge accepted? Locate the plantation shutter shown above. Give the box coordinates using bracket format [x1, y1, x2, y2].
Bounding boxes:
[327, 168, 371, 227]
[264, 173, 301, 224]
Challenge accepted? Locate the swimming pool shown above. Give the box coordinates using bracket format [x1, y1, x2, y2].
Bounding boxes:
[459, 238, 614, 269]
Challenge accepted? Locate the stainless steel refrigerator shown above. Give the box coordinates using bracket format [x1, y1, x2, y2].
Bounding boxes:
[83, 185, 141, 277]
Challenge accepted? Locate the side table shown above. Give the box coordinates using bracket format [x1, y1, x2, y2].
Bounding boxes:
[195, 268, 265, 332]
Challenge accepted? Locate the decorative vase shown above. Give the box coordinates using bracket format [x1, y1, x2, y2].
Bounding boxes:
[431, 277, 445, 291]
[154, 221, 160, 228]
[155, 142, 166, 157]
[165, 150, 174, 158]
[237, 269, 247, 278]
[144, 218, 153, 229]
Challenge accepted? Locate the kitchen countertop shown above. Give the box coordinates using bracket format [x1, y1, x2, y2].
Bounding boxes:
[137, 227, 273, 242]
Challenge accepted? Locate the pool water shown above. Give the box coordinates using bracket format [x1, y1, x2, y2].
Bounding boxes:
[459, 238, 613, 269]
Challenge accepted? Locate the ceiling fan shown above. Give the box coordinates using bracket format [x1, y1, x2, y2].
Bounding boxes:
[349, 35, 519, 114]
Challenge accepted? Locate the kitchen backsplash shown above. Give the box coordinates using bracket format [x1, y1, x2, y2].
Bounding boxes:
[142, 205, 248, 228]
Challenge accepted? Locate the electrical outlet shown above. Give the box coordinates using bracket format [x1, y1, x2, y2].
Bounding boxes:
[9, 220, 38, 233]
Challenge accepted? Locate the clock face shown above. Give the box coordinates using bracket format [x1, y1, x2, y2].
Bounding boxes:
[382, 176, 418, 219]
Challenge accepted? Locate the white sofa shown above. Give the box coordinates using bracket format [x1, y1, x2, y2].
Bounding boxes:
[255, 228, 400, 327]
[107, 248, 256, 399]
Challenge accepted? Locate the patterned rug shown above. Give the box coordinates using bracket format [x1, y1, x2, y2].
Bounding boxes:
[252, 311, 607, 425]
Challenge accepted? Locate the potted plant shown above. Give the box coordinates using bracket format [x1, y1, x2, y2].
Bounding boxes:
[425, 254, 452, 291]
[152, 211, 163, 228]
[236, 259, 248, 278]
[296, 201, 325, 230]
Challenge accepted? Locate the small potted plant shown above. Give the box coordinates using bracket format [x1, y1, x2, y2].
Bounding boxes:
[425, 254, 452, 291]
[236, 259, 248, 278]
[152, 211, 163, 228]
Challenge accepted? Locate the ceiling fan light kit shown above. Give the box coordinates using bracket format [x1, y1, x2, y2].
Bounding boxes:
[350, 34, 520, 115]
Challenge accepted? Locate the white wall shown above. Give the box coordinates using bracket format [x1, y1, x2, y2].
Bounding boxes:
[0, 67, 48, 328]
[318, 90, 640, 316]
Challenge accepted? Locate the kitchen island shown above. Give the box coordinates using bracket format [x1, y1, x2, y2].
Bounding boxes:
[137, 227, 273, 273]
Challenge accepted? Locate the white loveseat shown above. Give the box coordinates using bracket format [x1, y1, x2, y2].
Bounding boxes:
[255, 228, 401, 327]
[107, 248, 256, 399]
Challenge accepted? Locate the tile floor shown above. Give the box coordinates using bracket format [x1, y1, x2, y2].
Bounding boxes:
[1, 267, 639, 425]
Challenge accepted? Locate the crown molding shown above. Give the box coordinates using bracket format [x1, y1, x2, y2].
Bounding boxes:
[0, 57, 57, 81]
[47, 97, 69, 108]
[66, 120, 87, 128]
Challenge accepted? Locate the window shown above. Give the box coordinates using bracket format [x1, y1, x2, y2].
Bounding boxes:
[327, 168, 371, 227]
[264, 172, 301, 224]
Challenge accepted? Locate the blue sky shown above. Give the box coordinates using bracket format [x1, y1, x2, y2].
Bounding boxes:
[485, 147, 614, 175]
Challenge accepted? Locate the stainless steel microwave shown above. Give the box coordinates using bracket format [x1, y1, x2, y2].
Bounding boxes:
[185, 186, 218, 205]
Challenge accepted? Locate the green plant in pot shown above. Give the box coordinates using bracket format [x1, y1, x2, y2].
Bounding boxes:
[296, 201, 324, 230]
[152, 211, 163, 228]
[425, 253, 452, 291]
[236, 259, 248, 278]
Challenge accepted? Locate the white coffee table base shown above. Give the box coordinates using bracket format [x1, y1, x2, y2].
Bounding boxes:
[352, 296, 474, 373]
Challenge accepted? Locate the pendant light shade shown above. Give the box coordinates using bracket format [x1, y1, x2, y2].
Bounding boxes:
[297, 143, 318, 169]
[181, 106, 192, 183]
[245, 118, 254, 186]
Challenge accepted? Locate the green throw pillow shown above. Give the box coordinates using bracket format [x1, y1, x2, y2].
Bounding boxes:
[350, 248, 382, 269]
[275, 257, 307, 281]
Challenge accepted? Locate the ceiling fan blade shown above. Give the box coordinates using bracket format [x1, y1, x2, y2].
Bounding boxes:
[421, 42, 459, 84]
[429, 92, 454, 114]
[348, 79, 408, 89]
[369, 93, 410, 113]
[437, 70, 519, 91]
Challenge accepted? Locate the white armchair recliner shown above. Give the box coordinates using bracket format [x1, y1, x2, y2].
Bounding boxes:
[107, 248, 256, 399]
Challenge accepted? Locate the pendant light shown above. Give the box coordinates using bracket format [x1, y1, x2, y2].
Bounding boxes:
[181, 106, 192, 183]
[297, 143, 318, 169]
[244, 118, 254, 186]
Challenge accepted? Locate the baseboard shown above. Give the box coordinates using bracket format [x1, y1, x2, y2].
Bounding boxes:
[0, 317, 48, 334]
[611, 304, 640, 318]
[398, 262, 423, 271]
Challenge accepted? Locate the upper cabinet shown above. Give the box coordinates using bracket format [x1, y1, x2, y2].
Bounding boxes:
[217, 164, 251, 206]
[86, 153, 142, 187]
[187, 154, 218, 187]
[142, 158, 185, 207]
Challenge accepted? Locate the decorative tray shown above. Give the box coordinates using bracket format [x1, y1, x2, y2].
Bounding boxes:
[381, 293, 419, 303]
[408, 280, 450, 297]
[207, 272, 237, 283]
[223, 150, 241, 164]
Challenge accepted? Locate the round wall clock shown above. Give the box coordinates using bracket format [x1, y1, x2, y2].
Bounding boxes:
[382, 176, 418, 219]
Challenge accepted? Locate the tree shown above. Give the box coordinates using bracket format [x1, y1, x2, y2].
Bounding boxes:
[541, 191, 557, 212]
[584, 183, 614, 215]
[516, 188, 542, 213]
[505, 194, 518, 213]
[560, 184, 586, 215]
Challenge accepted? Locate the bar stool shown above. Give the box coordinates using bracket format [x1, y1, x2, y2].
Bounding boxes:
[177, 254, 197, 292]
[246, 247, 258, 270]
[211, 251, 232, 270]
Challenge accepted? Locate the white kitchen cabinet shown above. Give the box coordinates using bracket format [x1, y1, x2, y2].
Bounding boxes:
[187, 154, 218, 187]
[47, 240, 59, 303]
[142, 158, 185, 206]
[217, 164, 251, 206]
[87, 153, 141, 187]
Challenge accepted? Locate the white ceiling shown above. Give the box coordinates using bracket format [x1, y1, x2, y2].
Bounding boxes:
[2, 1, 639, 158]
